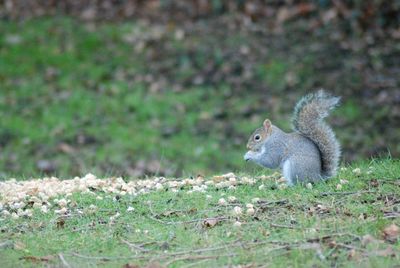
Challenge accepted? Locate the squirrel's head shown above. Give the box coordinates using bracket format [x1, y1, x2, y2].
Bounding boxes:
[244, 119, 272, 162]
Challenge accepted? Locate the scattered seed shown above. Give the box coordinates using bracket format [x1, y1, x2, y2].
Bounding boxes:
[352, 168, 362, 176]
[227, 196, 237, 202]
[233, 221, 242, 227]
[233, 206, 242, 216]
[246, 203, 254, 209]
[246, 208, 255, 215]
[218, 198, 227, 206]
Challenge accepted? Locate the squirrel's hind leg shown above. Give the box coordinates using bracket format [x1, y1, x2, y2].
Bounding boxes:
[286, 155, 322, 184]
[284, 156, 322, 184]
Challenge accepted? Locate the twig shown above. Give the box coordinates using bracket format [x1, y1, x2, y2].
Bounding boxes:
[147, 215, 230, 225]
[269, 223, 341, 232]
[335, 242, 367, 252]
[319, 191, 375, 197]
[270, 223, 298, 229]
[306, 232, 361, 243]
[58, 253, 72, 268]
[155, 240, 243, 258]
[121, 239, 151, 253]
[68, 252, 146, 261]
[257, 199, 288, 206]
[136, 241, 160, 248]
[179, 216, 230, 225]
[164, 254, 228, 267]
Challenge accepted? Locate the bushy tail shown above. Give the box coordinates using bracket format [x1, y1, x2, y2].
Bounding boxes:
[292, 90, 341, 178]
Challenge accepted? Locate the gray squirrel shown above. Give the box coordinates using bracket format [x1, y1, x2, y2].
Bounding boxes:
[244, 90, 341, 185]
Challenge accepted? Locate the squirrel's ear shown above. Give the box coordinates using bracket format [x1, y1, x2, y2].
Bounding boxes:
[263, 119, 272, 130]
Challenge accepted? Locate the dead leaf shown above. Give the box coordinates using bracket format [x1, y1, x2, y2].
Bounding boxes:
[188, 208, 197, 214]
[20, 255, 54, 262]
[212, 176, 225, 183]
[316, 204, 329, 212]
[123, 264, 140, 268]
[369, 179, 379, 187]
[347, 249, 359, 260]
[258, 227, 270, 237]
[58, 143, 75, 154]
[202, 218, 219, 228]
[56, 218, 66, 229]
[277, 7, 291, 23]
[277, 3, 315, 23]
[160, 210, 181, 217]
[382, 224, 399, 243]
[328, 240, 337, 248]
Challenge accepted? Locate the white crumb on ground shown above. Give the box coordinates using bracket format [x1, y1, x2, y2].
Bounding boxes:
[0, 172, 284, 218]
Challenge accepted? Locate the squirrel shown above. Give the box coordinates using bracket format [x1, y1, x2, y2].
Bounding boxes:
[244, 90, 341, 185]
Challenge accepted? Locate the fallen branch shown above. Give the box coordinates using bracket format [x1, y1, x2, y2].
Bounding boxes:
[319, 191, 375, 197]
[121, 239, 151, 253]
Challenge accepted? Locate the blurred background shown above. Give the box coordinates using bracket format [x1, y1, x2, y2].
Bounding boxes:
[0, 0, 399, 179]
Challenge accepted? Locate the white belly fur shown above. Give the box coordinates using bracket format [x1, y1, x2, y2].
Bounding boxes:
[282, 160, 293, 185]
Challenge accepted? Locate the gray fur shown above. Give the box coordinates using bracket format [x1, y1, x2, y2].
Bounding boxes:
[244, 126, 288, 169]
[292, 90, 341, 178]
[244, 90, 341, 184]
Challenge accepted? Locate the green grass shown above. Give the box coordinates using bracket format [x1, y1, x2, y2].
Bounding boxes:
[0, 159, 399, 267]
[0, 17, 264, 179]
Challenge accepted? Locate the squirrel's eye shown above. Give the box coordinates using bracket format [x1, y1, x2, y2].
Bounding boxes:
[254, 134, 261, 141]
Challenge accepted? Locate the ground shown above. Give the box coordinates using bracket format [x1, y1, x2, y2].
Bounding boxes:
[0, 159, 399, 267]
[0, 9, 399, 268]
